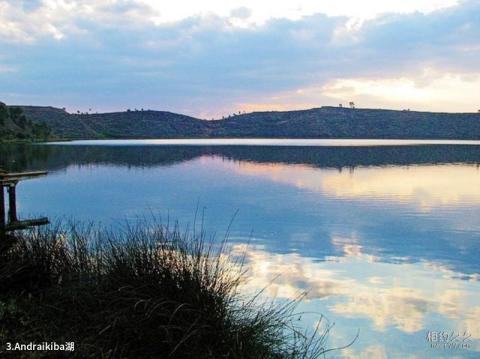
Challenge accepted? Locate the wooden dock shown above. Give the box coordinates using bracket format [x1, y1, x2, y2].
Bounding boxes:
[0, 169, 49, 235]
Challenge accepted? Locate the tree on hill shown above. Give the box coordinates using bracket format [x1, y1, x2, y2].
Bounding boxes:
[0, 103, 52, 141]
[0, 102, 8, 125]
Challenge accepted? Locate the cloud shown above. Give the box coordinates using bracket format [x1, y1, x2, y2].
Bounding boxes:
[321, 164, 480, 210]
[230, 7, 251, 20]
[231, 161, 480, 210]
[0, 0, 461, 41]
[341, 345, 389, 359]
[331, 287, 431, 333]
[0, 0, 478, 115]
[321, 71, 480, 112]
[229, 242, 480, 336]
[0, 63, 16, 73]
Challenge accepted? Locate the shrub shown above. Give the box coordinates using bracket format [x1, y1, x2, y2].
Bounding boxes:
[0, 222, 343, 358]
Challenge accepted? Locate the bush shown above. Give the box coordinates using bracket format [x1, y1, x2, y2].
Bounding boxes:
[0, 222, 342, 358]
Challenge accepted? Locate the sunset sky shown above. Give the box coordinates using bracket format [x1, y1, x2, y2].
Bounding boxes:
[1, 0, 479, 118]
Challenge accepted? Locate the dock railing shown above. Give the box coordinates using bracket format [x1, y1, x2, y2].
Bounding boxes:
[0, 169, 49, 236]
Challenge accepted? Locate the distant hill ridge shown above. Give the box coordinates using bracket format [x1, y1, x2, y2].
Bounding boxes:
[11, 104, 480, 140]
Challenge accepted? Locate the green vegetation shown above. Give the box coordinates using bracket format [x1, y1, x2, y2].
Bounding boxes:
[212, 107, 480, 139]
[20, 106, 207, 139]
[0, 102, 51, 142]
[19, 105, 480, 140]
[0, 222, 340, 358]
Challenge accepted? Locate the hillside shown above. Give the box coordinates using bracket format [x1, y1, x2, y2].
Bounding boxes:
[15, 105, 480, 140]
[210, 107, 480, 139]
[0, 102, 50, 141]
[19, 106, 208, 139]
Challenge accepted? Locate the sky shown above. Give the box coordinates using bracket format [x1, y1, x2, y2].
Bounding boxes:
[0, 0, 479, 118]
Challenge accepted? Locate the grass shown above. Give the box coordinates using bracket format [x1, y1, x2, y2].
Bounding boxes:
[0, 221, 347, 358]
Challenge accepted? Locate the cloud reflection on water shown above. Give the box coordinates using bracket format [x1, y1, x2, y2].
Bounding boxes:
[231, 241, 480, 341]
[233, 161, 480, 210]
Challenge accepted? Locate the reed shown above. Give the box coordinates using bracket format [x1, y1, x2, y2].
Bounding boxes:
[0, 221, 343, 358]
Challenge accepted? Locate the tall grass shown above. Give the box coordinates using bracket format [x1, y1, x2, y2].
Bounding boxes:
[0, 221, 346, 358]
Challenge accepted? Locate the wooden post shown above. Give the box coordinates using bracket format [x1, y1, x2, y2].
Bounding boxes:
[8, 184, 18, 223]
[0, 186, 5, 233]
[0, 170, 49, 234]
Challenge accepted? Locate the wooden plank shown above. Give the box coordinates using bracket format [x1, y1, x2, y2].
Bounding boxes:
[0, 170, 48, 178]
[5, 218, 49, 231]
[0, 170, 49, 232]
[0, 171, 48, 185]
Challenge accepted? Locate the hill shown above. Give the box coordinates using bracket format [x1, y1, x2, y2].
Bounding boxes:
[0, 102, 50, 141]
[13, 105, 480, 140]
[210, 107, 480, 139]
[19, 106, 208, 139]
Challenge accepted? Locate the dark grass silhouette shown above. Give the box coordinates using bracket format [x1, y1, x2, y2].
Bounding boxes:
[0, 221, 351, 358]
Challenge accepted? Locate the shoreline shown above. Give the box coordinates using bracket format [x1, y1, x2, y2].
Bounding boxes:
[43, 138, 480, 147]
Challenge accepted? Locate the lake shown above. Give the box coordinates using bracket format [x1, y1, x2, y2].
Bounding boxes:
[2, 139, 480, 358]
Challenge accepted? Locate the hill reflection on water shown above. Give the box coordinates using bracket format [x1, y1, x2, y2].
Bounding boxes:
[2, 143, 480, 172]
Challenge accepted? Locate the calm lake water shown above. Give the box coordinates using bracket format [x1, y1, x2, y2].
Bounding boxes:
[2, 139, 480, 358]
